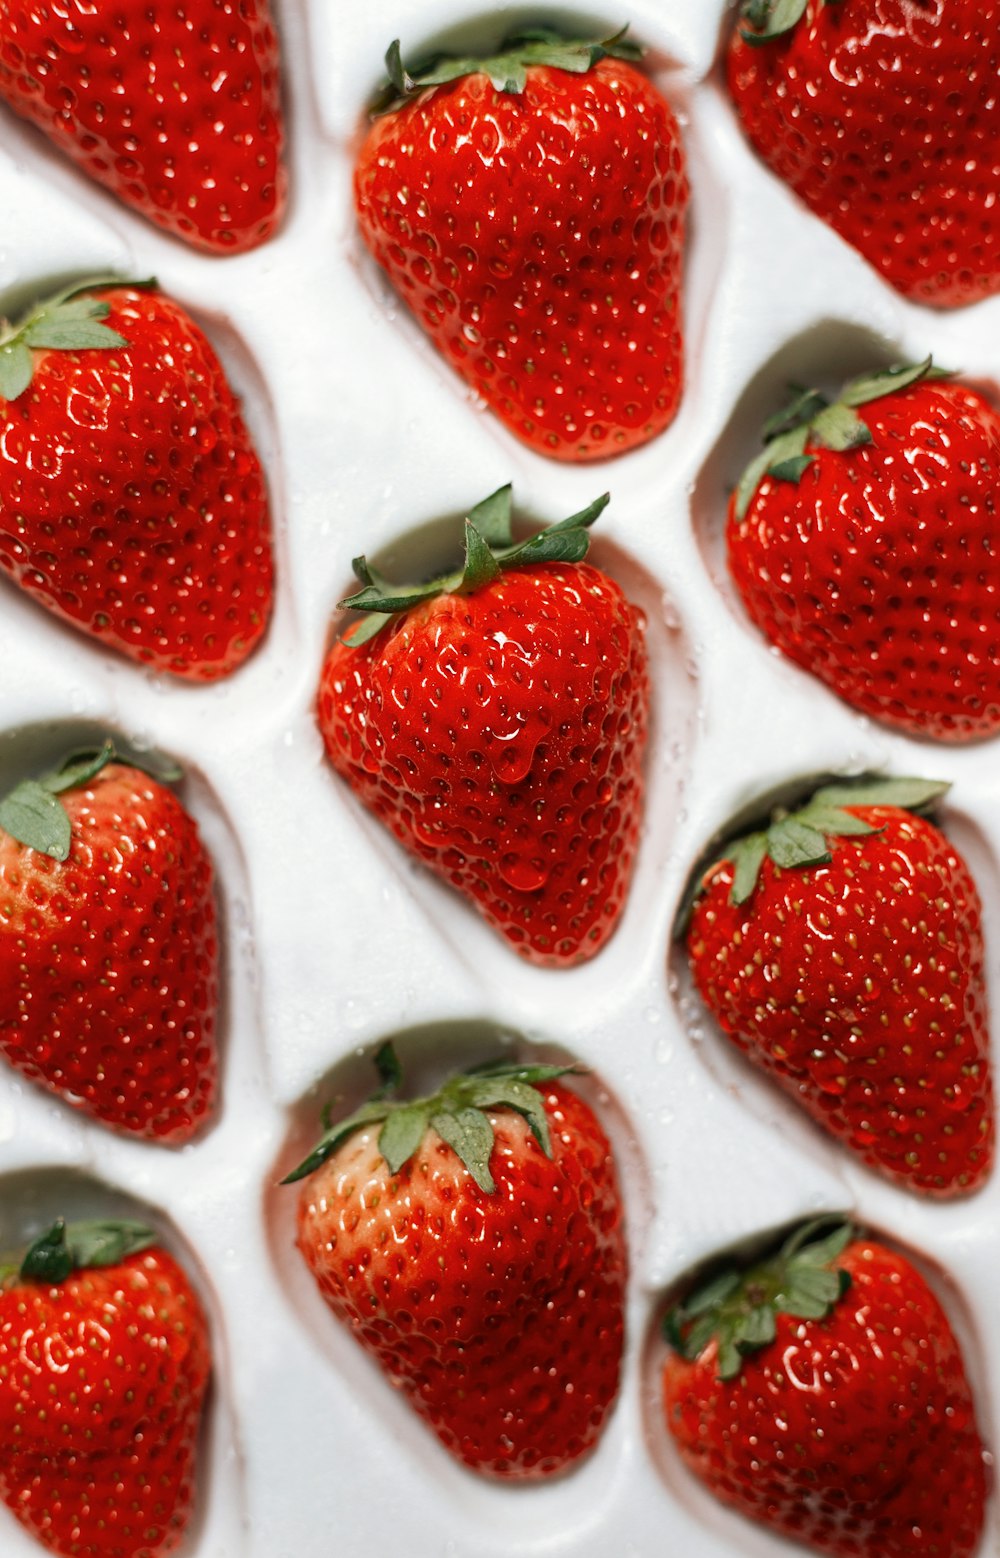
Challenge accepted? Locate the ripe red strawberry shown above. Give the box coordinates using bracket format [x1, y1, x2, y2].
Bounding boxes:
[0, 1218, 210, 1558]
[0, 279, 273, 679]
[683, 775, 994, 1195]
[354, 30, 688, 461]
[288, 1044, 626, 1479]
[0, 740, 218, 1140]
[316, 487, 649, 966]
[662, 1220, 987, 1558]
[0, 0, 285, 254]
[727, 360, 1000, 741]
[728, 0, 1000, 307]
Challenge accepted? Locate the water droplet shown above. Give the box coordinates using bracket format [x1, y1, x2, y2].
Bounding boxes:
[493, 743, 535, 783]
[499, 853, 549, 893]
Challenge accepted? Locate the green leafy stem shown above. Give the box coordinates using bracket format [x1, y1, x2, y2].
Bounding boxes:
[665, 1218, 853, 1380]
[676, 774, 949, 932]
[340, 484, 609, 646]
[284, 1041, 576, 1193]
[0, 739, 182, 861]
[734, 357, 949, 519]
[740, 0, 842, 44]
[2, 1219, 156, 1288]
[377, 26, 642, 111]
[0, 275, 154, 402]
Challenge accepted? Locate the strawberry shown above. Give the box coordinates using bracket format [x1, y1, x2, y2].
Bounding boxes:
[682, 775, 994, 1196]
[287, 1044, 626, 1480]
[0, 1218, 210, 1558]
[354, 30, 688, 461]
[0, 0, 286, 254]
[0, 740, 218, 1140]
[727, 360, 1000, 742]
[0, 279, 273, 679]
[316, 486, 649, 966]
[662, 1220, 987, 1558]
[727, 0, 1000, 308]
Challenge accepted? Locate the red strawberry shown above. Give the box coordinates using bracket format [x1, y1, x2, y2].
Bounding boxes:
[354, 30, 687, 461]
[0, 1218, 210, 1558]
[662, 1220, 987, 1558]
[0, 740, 218, 1140]
[288, 1044, 626, 1480]
[727, 361, 1000, 742]
[0, 279, 273, 679]
[727, 0, 1000, 308]
[683, 775, 994, 1196]
[316, 487, 649, 966]
[0, 0, 285, 254]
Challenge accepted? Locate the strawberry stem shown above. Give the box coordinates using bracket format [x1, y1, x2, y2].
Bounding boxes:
[665, 1218, 853, 1380]
[377, 27, 642, 112]
[0, 739, 182, 861]
[0, 276, 154, 402]
[739, 0, 844, 44]
[676, 773, 950, 929]
[339, 486, 609, 646]
[284, 1043, 577, 1192]
[734, 357, 950, 519]
[18, 1220, 156, 1285]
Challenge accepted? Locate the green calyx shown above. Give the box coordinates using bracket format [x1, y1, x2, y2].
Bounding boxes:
[739, 0, 842, 44]
[664, 1219, 853, 1380]
[0, 275, 152, 403]
[679, 774, 950, 926]
[0, 739, 183, 861]
[283, 1041, 575, 1193]
[734, 357, 950, 519]
[2, 1219, 156, 1288]
[340, 485, 609, 647]
[378, 26, 642, 110]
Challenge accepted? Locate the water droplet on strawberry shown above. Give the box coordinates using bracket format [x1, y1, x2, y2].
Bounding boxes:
[499, 854, 549, 893]
[493, 744, 534, 783]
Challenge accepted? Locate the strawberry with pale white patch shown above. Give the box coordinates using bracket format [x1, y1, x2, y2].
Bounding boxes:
[288, 1044, 627, 1479]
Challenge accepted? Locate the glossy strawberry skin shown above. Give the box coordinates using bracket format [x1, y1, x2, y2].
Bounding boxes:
[355, 60, 687, 461]
[0, 762, 218, 1140]
[0, 0, 285, 253]
[297, 1083, 626, 1479]
[0, 1247, 210, 1558]
[728, 380, 1000, 742]
[728, 0, 1000, 307]
[0, 286, 274, 679]
[687, 805, 994, 1195]
[663, 1238, 987, 1558]
[318, 563, 649, 966]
